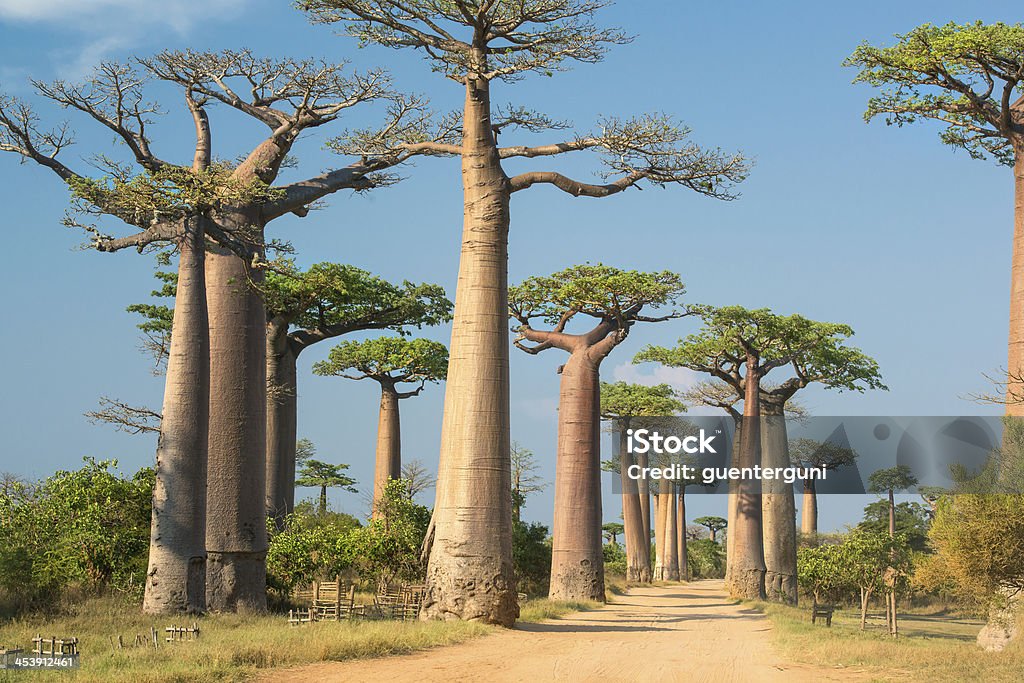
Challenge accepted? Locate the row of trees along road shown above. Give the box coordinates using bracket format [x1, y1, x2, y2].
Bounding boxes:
[0, 0, 747, 621]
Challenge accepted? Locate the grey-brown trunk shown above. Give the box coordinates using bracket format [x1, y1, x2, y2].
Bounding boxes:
[761, 404, 797, 604]
[205, 229, 268, 613]
[265, 326, 297, 529]
[143, 218, 209, 615]
[373, 383, 402, 518]
[549, 351, 605, 601]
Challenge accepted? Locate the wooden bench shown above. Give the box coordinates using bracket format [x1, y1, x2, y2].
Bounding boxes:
[811, 604, 835, 626]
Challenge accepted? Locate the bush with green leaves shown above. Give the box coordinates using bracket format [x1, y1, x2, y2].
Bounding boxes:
[265, 506, 362, 595]
[797, 542, 848, 605]
[513, 520, 552, 597]
[344, 479, 432, 589]
[0, 458, 153, 613]
[686, 539, 725, 579]
[602, 540, 627, 578]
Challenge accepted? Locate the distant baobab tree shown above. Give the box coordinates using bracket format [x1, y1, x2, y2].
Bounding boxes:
[510, 265, 687, 601]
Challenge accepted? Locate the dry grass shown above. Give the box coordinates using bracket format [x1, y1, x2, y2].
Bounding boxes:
[0, 596, 489, 682]
[757, 601, 1024, 682]
[518, 598, 600, 623]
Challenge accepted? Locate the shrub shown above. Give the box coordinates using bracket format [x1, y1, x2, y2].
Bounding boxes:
[512, 520, 551, 596]
[687, 539, 725, 579]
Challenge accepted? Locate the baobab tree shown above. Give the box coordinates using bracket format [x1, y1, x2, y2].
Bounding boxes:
[510, 265, 687, 601]
[694, 516, 728, 543]
[636, 306, 885, 600]
[510, 442, 546, 523]
[600, 382, 685, 583]
[300, 0, 748, 625]
[1, 51, 451, 613]
[295, 459, 358, 515]
[845, 22, 1024, 410]
[313, 337, 449, 517]
[263, 263, 451, 526]
[790, 438, 859, 536]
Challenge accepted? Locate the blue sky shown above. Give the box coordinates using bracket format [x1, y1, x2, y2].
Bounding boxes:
[0, 1, 1018, 532]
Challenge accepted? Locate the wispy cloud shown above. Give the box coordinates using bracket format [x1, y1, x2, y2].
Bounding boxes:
[0, 0, 247, 79]
[610, 362, 727, 415]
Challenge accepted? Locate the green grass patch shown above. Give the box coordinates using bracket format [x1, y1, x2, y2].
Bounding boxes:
[755, 601, 1023, 682]
[0, 596, 489, 683]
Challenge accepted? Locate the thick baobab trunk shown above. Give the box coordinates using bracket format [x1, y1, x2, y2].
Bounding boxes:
[761, 404, 797, 604]
[143, 218, 209, 615]
[724, 420, 741, 592]
[422, 73, 517, 626]
[205, 227, 268, 613]
[801, 479, 818, 536]
[677, 489, 689, 581]
[1008, 152, 1024, 415]
[620, 430, 651, 583]
[548, 351, 605, 601]
[730, 367, 767, 600]
[373, 383, 402, 518]
[265, 323, 297, 529]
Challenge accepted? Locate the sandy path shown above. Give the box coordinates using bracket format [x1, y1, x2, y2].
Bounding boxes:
[259, 581, 853, 682]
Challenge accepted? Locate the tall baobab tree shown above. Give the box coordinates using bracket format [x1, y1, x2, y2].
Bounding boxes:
[510, 265, 687, 601]
[300, 0, 748, 625]
[868, 465, 919, 637]
[263, 263, 451, 526]
[0, 52, 446, 612]
[314, 337, 449, 517]
[790, 438, 859, 536]
[845, 22, 1024, 410]
[600, 382, 685, 583]
[636, 306, 885, 600]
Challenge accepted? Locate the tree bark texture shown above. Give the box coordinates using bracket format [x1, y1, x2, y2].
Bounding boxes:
[373, 383, 402, 518]
[761, 403, 797, 604]
[548, 351, 605, 601]
[143, 218, 209, 615]
[725, 420, 741, 592]
[677, 490, 689, 581]
[638, 450, 652, 575]
[1008, 150, 1024, 415]
[801, 479, 818, 536]
[662, 486, 680, 581]
[205, 223, 268, 613]
[730, 365, 767, 600]
[620, 428, 650, 583]
[265, 323, 297, 529]
[422, 74, 517, 626]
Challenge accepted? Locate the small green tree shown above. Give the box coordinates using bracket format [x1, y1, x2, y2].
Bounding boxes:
[797, 543, 848, 607]
[859, 501, 930, 551]
[295, 460, 358, 515]
[693, 516, 728, 543]
[602, 523, 625, 546]
[867, 466, 920, 538]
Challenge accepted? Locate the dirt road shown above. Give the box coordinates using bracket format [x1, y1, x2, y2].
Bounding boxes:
[261, 581, 854, 682]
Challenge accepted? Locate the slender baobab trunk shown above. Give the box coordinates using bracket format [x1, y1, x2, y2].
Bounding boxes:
[730, 364, 767, 600]
[548, 350, 605, 601]
[725, 420, 741, 592]
[423, 71, 517, 626]
[265, 322, 297, 529]
[1008, 151, 1024, 415]
[801, 478, 818, 536]
[205, 220, 268, 613]
[653, 484, 668, 580]
[663, 485, 680, 581]
[638, 451, 652, 574]
[373, 382, 402, 518]
[143, 218, 209, 615]
[761, 402, 797, 604]
[620, 429, 650, 582]
[677, 488, 689, 581]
